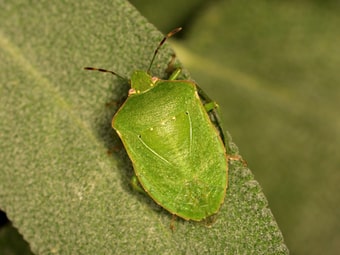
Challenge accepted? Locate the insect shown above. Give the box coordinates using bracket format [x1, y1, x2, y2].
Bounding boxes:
[84, 27, 228, 221]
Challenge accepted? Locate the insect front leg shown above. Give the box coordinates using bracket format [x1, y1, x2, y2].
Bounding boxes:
[165, 52, 181, 80]
[165, 53, 186, 81]
[168, 68, 182, 81]
[165, 53, 180, 78]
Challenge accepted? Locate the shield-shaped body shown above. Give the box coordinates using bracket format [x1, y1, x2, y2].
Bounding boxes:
[113, 71, 228, 221]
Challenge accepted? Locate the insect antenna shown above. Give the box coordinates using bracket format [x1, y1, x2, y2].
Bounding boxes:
[147, 27, 182, 74]
[84, 67, 126, 80]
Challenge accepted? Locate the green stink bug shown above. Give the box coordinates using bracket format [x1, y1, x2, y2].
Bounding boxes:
[85, 28, 228, 221]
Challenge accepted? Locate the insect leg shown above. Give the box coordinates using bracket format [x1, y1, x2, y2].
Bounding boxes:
[168, 68, 182, 81]
[131, 175, 146, 194]
[197, 85, 227, 146]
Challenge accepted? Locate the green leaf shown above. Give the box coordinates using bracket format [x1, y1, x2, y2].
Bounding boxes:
[0, 0, 288, 254]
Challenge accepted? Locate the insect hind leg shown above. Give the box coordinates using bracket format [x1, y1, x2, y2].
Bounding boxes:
[131, 175, 146, 194]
